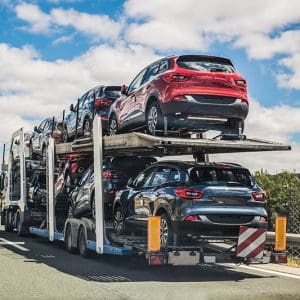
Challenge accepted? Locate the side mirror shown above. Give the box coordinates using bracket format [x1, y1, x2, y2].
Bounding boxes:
[127, 177, 134, 187]
[34, 126, 38, 132]
[121, 84, 128, 96]
[70, 104, 74, 112]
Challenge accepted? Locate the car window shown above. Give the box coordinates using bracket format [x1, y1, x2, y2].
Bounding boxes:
[142, 63, 160, 84]
[134, 168, 156, 188]
[150, 167, 179, 187]
[79, 168, 92, 186]
[159, 60, 169, 74]
[189, 166, 254, 187]
[87, 90, 95, 104]
[127, 68, 147, 94]
[95, 87, 103, 98]
[45, 119, 53, 131]
[38, 120, 47, 132]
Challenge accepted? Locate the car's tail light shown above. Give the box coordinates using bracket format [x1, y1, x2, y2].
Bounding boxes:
[184, 215, 200, 221]
[175, 188, 204, 199]
[107, 189, 116, 195]
[103, 170, 122, 179]
[162, 73, 189, 82]
[101, 116, 108, 121]
[235, 79, 247, 86]
[259, 216, 268, 223]
[252, 191, 267, 202]
[95, 98, 112, 107]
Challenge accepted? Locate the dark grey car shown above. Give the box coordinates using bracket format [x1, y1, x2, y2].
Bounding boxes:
[113, 161, 268, 246]
[62, 85, 121, 142]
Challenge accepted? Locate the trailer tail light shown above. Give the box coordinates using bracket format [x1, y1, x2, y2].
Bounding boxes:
[102, 170, 122, 179]
[94, 98, 112, 107]
[175, 188, 204, 199]
[252, 191, 267, 202]
[162, 73, 189, 82]
[184, 215, 200, 221]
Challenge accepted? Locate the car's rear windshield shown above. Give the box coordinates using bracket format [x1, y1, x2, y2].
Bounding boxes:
[189, 166, 254, 187]
[104, 86, 121, 99]
[177, 56, 235, 73]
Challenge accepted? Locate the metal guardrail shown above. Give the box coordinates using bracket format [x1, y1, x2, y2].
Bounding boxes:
[266, 231, 300, 247]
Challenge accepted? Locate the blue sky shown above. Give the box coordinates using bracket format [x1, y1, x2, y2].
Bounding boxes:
[0, 0, 300, 172]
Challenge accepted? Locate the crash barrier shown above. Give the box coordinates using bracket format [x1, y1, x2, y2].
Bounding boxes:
[266, 231, 300, 259]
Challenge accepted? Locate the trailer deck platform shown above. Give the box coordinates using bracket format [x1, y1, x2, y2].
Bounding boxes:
[56, 133, 291, 156]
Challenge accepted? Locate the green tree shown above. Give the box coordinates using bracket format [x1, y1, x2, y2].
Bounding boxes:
[254, 170, 300, 233]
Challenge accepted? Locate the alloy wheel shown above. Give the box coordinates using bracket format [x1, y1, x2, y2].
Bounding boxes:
[160, 217, 169, 247]
[65, 174, 71, 194]
[147, 106, 158, 134]
[109, 118, 118, 136]
[83, 120, 91, 136]
[114, 209, 124, 234]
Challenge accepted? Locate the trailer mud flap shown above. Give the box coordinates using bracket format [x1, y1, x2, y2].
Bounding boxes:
[236, 226, 266, 259]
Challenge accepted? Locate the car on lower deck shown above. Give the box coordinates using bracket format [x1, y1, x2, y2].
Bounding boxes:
[112, 161, 267, 247]
[68, 156, 156, 219]
[62, 85, 121, 142]
[108, 55, 248, 137]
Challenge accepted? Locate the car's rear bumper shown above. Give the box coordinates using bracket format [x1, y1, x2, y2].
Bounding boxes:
[160, 96, 248, 121]
[172, 217, 267, 237]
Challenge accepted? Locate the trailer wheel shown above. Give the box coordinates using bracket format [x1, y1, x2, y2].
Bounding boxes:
[65, 224, 76, 253]
[4, 210, 13, 232]
[16, 211, 27, 236]
[78, 226, 89, 258]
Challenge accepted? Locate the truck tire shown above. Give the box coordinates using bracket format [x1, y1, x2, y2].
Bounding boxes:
[16, 211, 28, 236]
[160, 213, 174, 248]
[65, 224, 76, 253]
[4, 210, 13, 232]
[78, 226, 89, 258]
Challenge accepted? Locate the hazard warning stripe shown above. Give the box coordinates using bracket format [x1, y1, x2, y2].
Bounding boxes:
[236, 226, 267, 259]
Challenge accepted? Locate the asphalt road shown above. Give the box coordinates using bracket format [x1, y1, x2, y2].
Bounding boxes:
[0, 229, 299, 300]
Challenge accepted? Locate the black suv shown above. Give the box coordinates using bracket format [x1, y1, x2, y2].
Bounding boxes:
[62, 85, 121, 142]
[113, 161, 268, 247]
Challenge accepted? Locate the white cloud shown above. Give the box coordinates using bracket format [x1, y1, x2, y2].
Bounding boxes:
[15, 3, 122, 40]
[16, 3, 51, 33]
[124, 0, 300, 89]
[52, 34, 74, 45]
[277, 54, 300, 89]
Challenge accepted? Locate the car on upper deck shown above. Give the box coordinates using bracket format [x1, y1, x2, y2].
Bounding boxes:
[108, 55, 248, 137]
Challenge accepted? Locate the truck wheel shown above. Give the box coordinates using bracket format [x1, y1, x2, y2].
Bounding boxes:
[160, 213, 174, 248]
[78, 226, 89, 258]
[16, 211, 27, 236]
[65, 224, 76, 253]
[4, 210, 13, 232]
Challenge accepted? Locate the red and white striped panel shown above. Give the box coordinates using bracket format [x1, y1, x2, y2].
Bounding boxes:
[236, 226, 267, 259]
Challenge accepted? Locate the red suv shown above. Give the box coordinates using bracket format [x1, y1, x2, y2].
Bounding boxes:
[108, 55, 248, 137]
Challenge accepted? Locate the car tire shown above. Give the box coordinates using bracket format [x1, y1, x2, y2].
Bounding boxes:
[228, 118, 244, 135]
[146, 102, 163, 135]
[64, 172, 72, 195]
[78, 226, 89, 258]
[62, 127, 69, 143]
[4, 210, 13, 232]
[160, 213, 174, 248]
[42, 145, 47, 163]
[113, 205, 126, 235]
[83, 118, 92, 137]
[65, 224, 76, 253]
[109, 115, 118, 136]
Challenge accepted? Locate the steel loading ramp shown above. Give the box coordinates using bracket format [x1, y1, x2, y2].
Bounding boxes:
[56, 132, 291, 156]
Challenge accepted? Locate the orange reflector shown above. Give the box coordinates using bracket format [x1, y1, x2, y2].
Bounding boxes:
[148, 216, 161, 252]
[275, 216, 286, 251]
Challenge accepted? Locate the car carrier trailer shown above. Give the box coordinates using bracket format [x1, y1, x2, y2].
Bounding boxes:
[1, 117, 291, 265]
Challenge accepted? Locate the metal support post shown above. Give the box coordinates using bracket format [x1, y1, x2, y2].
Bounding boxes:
[19, 128, 26, 212]
[93, 116, 104, 254]
[48, 137, 55, 241]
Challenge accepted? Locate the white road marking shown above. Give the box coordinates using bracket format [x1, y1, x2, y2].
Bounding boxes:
[0, 238, 29, 252]
[237, 264, 300, 280]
